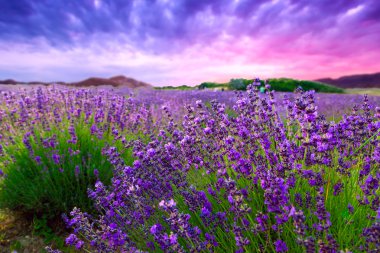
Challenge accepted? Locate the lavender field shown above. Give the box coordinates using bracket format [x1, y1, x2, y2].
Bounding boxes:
[0, 85, 379, 252]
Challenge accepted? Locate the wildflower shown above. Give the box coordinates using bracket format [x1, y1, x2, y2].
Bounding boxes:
[274, 239, 288, 252]
[228, 195, 234, 204]
[52, 154, 60, 164]
[35, 156, 42, 164]
[90, 124, 98, 135]
[147, 148, 156, 158]
[333, 182, 343, 196]
[65, 234, 78, 245]
[75, 165, 80, 177]
[203, 127, 212, 135]
[75, 240, 84, 250]
[169, 233, 177, 245]
[348, 204, 354, 214]
[150, 224, 161, 235]
[201, 206, 211, 217]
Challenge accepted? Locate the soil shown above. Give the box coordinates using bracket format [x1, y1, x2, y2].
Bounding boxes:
[0, 210, 62, 253]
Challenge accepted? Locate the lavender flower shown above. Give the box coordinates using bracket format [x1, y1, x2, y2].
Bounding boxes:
[274, 239, 288, 252]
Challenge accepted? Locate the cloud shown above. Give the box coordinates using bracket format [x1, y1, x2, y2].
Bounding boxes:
[0, 0, 379, 84]
[1, 0, 375, 50]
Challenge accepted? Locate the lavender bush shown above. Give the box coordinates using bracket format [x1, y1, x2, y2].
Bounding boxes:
[0, 87, 151, 217]
[63, 86, 378, 252]
[0, 85, 379, 252]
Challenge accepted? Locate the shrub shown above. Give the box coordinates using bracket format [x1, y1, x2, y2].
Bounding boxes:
[198, 82, 228, 89]
[63, 88, 379, 252]
[268, 78, 344, 93]
[0, 118, 133, 217]
[199, 78, 344, 93]
[0, 88, 145, 218]
[228, 78, 246, 90]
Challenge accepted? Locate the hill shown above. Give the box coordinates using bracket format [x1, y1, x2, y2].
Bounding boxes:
[109, 75, 151, 88]
[73, 75, 151, 88]
[316, 72, 380, 88]
[0, 79, 18, 85]
[0, 75, 152, 89]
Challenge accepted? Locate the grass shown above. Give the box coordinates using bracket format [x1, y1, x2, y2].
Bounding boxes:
[179, 153, 375, 252]
[183, 156, 374, 252]
[0, 114, 135, 218]
[155, 85, 196, 90]
[0, 88, 378, 252]
[346, 88, 380, 96]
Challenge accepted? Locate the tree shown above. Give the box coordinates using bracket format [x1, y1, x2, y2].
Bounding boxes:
[229, 79, 246, 90]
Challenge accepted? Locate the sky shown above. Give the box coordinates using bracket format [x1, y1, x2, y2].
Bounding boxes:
[0, 0, 380, 86]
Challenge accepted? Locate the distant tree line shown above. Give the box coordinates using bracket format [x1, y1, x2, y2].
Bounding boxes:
[198, 78, 344, 93]
[155, 78, 344, 93]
